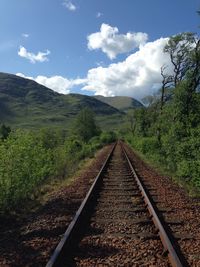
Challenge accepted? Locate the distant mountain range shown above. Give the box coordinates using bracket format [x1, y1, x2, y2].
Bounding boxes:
[0, 72, 143, 130]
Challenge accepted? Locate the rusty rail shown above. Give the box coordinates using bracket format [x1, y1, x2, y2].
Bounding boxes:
[46, 141, 186, 267]
[122, 145, 184, 267]
[46, 143, 116, 267]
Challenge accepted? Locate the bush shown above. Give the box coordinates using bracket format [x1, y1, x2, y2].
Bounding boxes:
[0, 126, 120, 212]
[0, 130, 53, 210]
[100, 131, 117, 144]
[127, 125, 200, 191]
[0, 130, 101, 212]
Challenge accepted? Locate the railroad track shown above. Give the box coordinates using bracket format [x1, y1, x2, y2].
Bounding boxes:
[46, 141, 188, 267]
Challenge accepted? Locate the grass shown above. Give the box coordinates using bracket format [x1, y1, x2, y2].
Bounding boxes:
[94, 95, 143, 112]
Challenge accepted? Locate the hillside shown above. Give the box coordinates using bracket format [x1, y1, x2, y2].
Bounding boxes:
[0, 72, 123, 130]
[94, 95, 143, 112]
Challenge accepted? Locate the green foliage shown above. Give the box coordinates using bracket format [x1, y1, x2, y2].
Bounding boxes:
[0, 124, 116, 212]
[0, 130, 53, 210]
[72, 107, 101, 142]
[163, 32, 197, 87]
[175, 127, 200, 186]
[99, 131, 117, 144]
[0, 124, 11, 140]
[125, 32, 200, 192]
[0, 130, 70, 211]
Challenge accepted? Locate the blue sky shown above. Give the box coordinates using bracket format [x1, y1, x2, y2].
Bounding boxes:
[0, 0, 199, 99]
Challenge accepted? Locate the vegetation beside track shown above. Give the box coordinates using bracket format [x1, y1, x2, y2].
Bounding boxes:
[0, 109, 117, 213]
[124, 32, 200, 195]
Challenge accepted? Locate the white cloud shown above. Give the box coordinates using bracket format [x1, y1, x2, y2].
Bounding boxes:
[87, 23, 148, 59]
[83, 37, 173, 99]
[62, 0, 77, 11]
[22, 33, 29, 38]
[96, 12, 103, 18]
[18, 46, 50, 63]
[16, 73, 87, 94]
[16, 37, 174, 100]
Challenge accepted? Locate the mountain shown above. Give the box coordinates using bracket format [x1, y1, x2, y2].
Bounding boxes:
[0, 72, 123, 130]
[94, 95, 143, 112]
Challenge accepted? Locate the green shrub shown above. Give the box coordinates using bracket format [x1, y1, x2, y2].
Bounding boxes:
[100, 131, 117, 144]
[0, 129, 103, 212]
[127, 125, 200, 191]
[0, 130, 53, 210]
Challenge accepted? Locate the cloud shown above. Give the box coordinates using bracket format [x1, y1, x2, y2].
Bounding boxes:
[87, 23, 148, 59]
[16, 73, 87, 94]
[96, 12, 103, 18]
[62, 0, 77, 11]
[83, 37, 173, 99]
[16, 37, 173, 100]
[22, 33, 29, 38]
[18, 46, 50, 63]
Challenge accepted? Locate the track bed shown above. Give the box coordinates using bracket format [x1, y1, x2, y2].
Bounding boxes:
[47, 143, 190, 267]
[72, 144, 169, 266]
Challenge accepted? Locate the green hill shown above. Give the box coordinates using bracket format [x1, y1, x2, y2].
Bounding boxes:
[94, 95, 143, 112]
[0, 72, 123, 131]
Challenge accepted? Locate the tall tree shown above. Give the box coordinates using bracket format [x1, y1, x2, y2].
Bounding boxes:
[160, 65, 173, 112]
[163, 32, 200, 118]
[164, 32, 196, 87]
[73, 107, 100, 142]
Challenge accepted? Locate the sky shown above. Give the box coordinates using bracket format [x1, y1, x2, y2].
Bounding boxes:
[0, 0, 199, 100]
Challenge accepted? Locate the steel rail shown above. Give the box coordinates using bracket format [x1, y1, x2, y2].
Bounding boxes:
[46, 142, 116, 267]
[121, 144, 184, 267]
[46, 141, 186, 267]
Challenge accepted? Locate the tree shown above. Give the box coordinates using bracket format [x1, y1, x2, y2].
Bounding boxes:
[187, 38, 200, 93]
[126, 109, 136, 135]
[163, 32, 200, 118]
[0, 124, 11, 140]
[73, 107, 100, 142]
[134, 108, 151, 137]
[127, 30, 200, 190]
[164, 32, 196, 87]
[160, 65, 173, 112]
